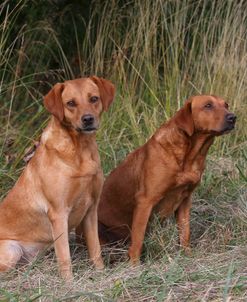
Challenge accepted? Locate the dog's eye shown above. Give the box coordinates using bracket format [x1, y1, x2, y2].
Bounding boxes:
[90, 96, 99, 103]
[225, 102, 229, 109]
[204, 103, 213, 109]
[67, 100, 76, 107]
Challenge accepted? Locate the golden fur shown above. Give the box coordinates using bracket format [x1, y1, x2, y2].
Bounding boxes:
[0, 76, 115, 280]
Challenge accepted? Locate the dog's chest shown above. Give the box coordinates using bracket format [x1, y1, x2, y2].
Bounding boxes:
[67, 155, 102, 200]
[40, 148, 102, 228]
[155, 157, 206, 218]
[72, 156, 99, 178]
[68, 171, 103, 229]
[176, 135, 212, 187]
[178, 163, 204, 187]
[67, 153, 102, 221]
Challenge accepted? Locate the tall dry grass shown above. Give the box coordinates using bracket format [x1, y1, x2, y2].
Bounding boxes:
[0, 0, 247, 300]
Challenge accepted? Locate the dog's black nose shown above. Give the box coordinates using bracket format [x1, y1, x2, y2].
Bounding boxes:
[82, 114, 94, 127]
[226, 113, 237, 124]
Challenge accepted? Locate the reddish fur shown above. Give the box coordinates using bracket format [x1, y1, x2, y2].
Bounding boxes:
[97, 95, 236, 264]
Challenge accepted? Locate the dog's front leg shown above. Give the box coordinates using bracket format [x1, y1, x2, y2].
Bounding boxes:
[48, 210, 72, 281]
[128, 194, 153, 265]
[175, 195, 192, 255]
[82, 204, 104, 269]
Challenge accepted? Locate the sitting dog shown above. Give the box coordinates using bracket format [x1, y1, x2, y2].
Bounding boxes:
[98, 95, 236, 264]
[0, 76, 115, 280]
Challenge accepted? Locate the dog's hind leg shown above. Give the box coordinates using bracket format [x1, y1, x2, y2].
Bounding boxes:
[0, 240, 23, 272]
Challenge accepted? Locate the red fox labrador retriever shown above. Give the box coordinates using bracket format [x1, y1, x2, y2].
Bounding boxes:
[98, 95, 236, 264]
[0, 76, 115, 280]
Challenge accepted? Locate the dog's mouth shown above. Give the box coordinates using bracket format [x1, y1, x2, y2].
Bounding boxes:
[202, 123, 236, 136]
[214, 123, 236, 136]
[76, 126, 98, 133]
[222, 120, 236, 132]
[223, 124, 235, 131]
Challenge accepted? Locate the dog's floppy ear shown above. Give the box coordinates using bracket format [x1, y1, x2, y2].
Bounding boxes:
[44, 83, 64, 122]
[90, 76, 115, 111]
[175, 98, 194, 136]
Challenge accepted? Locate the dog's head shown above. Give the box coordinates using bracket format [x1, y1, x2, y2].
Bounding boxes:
[44, 76, 115, 134]
[175, 95, 236, 136]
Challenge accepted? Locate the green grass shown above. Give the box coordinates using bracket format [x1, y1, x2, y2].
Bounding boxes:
[0, 0, 247, 300]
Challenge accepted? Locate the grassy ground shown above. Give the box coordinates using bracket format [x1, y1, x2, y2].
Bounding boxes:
[0, 0, 247, 301]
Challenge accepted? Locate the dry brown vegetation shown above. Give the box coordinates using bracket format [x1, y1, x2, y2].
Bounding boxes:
[0, 0, 247, 300]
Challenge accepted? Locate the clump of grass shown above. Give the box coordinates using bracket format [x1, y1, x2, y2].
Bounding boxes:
[0, 0, 247, 301]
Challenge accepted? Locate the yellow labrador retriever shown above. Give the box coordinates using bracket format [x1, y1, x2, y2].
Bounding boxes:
[0, 76, 115, 280]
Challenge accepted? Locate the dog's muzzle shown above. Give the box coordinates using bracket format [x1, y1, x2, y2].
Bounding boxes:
[77, 114, 98, 133]
[224, 113, 237, 131]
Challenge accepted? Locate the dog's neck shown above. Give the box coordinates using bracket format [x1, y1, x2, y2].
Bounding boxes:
[41, 117, 97, 156]
[154, 121, 215, 166]
[183, 132, 214, 167]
